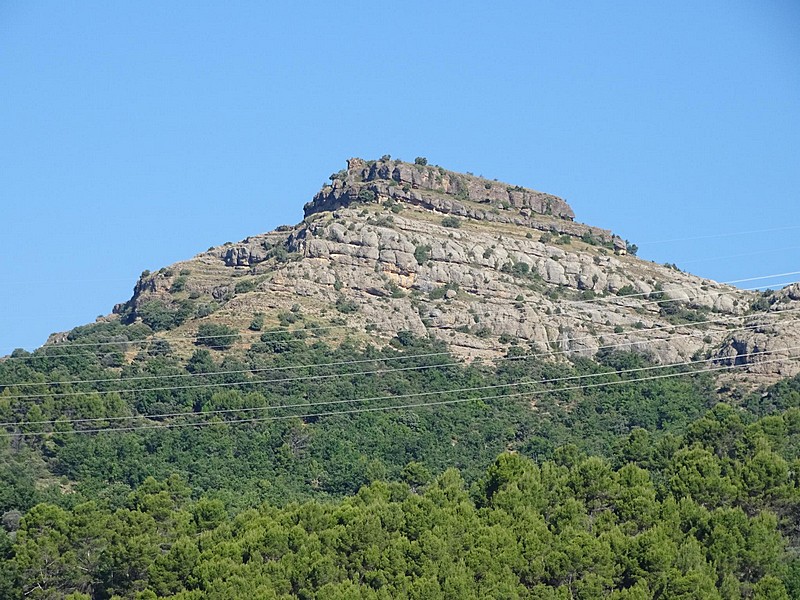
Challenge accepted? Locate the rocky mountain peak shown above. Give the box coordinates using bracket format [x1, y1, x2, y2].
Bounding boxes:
[62, 157, 799, 385]
[304, 157, 625, 251]
[307, 156, 574, 216]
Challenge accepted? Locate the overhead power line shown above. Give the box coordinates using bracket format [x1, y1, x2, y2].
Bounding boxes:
[677, 245, 800, 266]
[2, 322, 358, 356]
[4, 315, 798, 400]
[4, 343, 798, 428]
[3, 353, 797, 438]
[632, 280, 797, 309]
[566, 276, 798, 307]
[5, 306, 800, 389]
[4, 277, 797, 366]
[638, 224, 800, 245]
[3, 266, 797, 360]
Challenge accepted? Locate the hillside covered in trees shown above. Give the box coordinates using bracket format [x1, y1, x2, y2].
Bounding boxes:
[2, 328, 800, 598]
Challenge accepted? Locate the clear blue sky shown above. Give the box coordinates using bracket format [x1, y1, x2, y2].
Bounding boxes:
[1, 1, 799, 355]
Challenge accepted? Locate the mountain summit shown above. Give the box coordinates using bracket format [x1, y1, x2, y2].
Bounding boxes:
[50, 157, 800, 383]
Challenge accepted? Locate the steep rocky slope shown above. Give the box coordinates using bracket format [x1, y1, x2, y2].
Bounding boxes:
[58, 158, 800, 382]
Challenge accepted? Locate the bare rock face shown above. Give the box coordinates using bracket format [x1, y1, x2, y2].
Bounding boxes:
[100, 158, 800, 384]
[714, 290, 800, 377]
[304, 158, 623, 247]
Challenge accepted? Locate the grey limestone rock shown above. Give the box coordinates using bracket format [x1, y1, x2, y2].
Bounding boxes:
[98, 158, 800, 385]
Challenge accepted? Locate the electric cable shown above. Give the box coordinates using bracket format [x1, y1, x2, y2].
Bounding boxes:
[4, 276, 796, 365]
[3, 268, 797, 359]
[4, 315, 797, 400]
[638, 224, 800, 245]
[4, 343, 798, 428]
[3, 353, 796, 438]
[5, 304, 800, 389]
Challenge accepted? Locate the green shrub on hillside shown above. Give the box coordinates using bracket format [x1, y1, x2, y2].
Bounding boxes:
[137, 299, 194, 331]
[441, 216, 461, 228]
[195, 323, 239, 350]
[357, 188, 376, 203]
[169, 275, 188, 292]
[234, 279, 257, 294]
[335, 296, 359, 314]
[414, 244, 431, 265]
[249, 313, 264, 331]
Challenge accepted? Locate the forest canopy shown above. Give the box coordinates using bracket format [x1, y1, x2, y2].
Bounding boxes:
[1, 330, 800, 598]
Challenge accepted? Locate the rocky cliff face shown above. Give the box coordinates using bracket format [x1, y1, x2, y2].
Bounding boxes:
[96, 158, 800, 383]
[305, 158, 625, 250]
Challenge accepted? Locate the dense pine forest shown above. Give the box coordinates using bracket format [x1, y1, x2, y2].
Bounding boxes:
[2, 322, 800, 598]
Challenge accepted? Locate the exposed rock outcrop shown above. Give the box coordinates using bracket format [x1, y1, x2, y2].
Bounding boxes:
[94, 158, 799, 383]
[304, 158, 624, 250]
